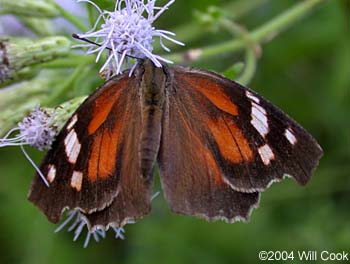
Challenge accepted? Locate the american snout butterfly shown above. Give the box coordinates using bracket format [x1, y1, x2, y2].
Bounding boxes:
[28, 59, 323, 229]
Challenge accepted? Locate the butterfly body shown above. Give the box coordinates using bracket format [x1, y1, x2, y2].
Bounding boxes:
[28, 59, 322, 229]
[139, 59, 166, 180]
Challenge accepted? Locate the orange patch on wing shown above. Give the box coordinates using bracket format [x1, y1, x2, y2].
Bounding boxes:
[208, 117, 253, 163]
[88, 121, 123, 182]
[182, 74, 238, 116]
[98, 130, 117, 180]
[88, 132, 102, 182]
[228, 119, 253, 161]
[88, 79, 127, 135]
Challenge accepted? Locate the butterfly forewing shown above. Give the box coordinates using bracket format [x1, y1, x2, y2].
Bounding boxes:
[28, 71, 153, 224]
[79, 92, 154, 228]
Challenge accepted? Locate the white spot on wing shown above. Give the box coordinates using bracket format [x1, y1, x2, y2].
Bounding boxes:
[285, 128, 297, 145]
[246, 91, 260, 104]
[47, 164, 56, 183]
[71, 171, 83, 191]
[251, 103, 269, 137]
[258, 144, 275, 165]
[252, 102, 266, 115]
[64, 129, 81, 164]
[67, 114, 78, 130]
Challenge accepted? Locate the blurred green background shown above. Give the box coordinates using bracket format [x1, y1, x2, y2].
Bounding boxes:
[0, 0, 349, 263]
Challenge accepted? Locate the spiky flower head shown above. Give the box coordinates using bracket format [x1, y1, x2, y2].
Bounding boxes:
[76, 0, 184, 76]
[0, 106, 58, 186]
[55, 192, 159, 247]
[55, 209, 131, 248]
[0, 106, 57, 151]
[17, 106, 56, 151]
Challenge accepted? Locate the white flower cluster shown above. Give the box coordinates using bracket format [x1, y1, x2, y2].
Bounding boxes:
[0, 106, 57, 186]
[17, 106, 57, 151]
[76, 0, 184, 76]
[0, 106, 56, 151]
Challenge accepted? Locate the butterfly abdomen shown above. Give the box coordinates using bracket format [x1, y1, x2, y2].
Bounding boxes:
[139, 60, 166, 179]
[140, 107, 162, 179]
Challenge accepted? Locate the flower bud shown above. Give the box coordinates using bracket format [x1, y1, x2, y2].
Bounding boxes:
[0, 36, 71, 82]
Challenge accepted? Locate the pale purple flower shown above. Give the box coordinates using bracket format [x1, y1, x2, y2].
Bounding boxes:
[55, 192, 160, 247]
[75, 0, 184, 76]
[0, 106, 56, 150]
[0, 106, 57, 186]
[55, 209, 132, 248]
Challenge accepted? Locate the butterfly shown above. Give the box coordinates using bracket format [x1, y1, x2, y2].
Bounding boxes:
[28, 59, 323, 230]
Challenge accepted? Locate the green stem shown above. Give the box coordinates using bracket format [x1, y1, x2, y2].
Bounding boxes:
[251, 0, 323, 43]
[157, 0, 269, 51]
[167, 0, 325, 63]
[219, 19, 258, 85]
[236, 49, 257, 85]
[40, 54, 94, 68]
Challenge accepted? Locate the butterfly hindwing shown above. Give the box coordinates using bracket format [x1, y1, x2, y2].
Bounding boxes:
[157, 67, 260, 222]
[164, 66, 322, 193]
[28, 71, 153, 225]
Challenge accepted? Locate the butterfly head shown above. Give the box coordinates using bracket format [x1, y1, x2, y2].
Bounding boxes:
[139, 59, 167, 98]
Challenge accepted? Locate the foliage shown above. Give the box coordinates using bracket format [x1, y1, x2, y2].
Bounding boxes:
[0, 0, 348, 263]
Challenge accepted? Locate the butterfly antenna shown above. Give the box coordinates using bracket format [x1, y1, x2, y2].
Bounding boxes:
[72, 34, 141, 61]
